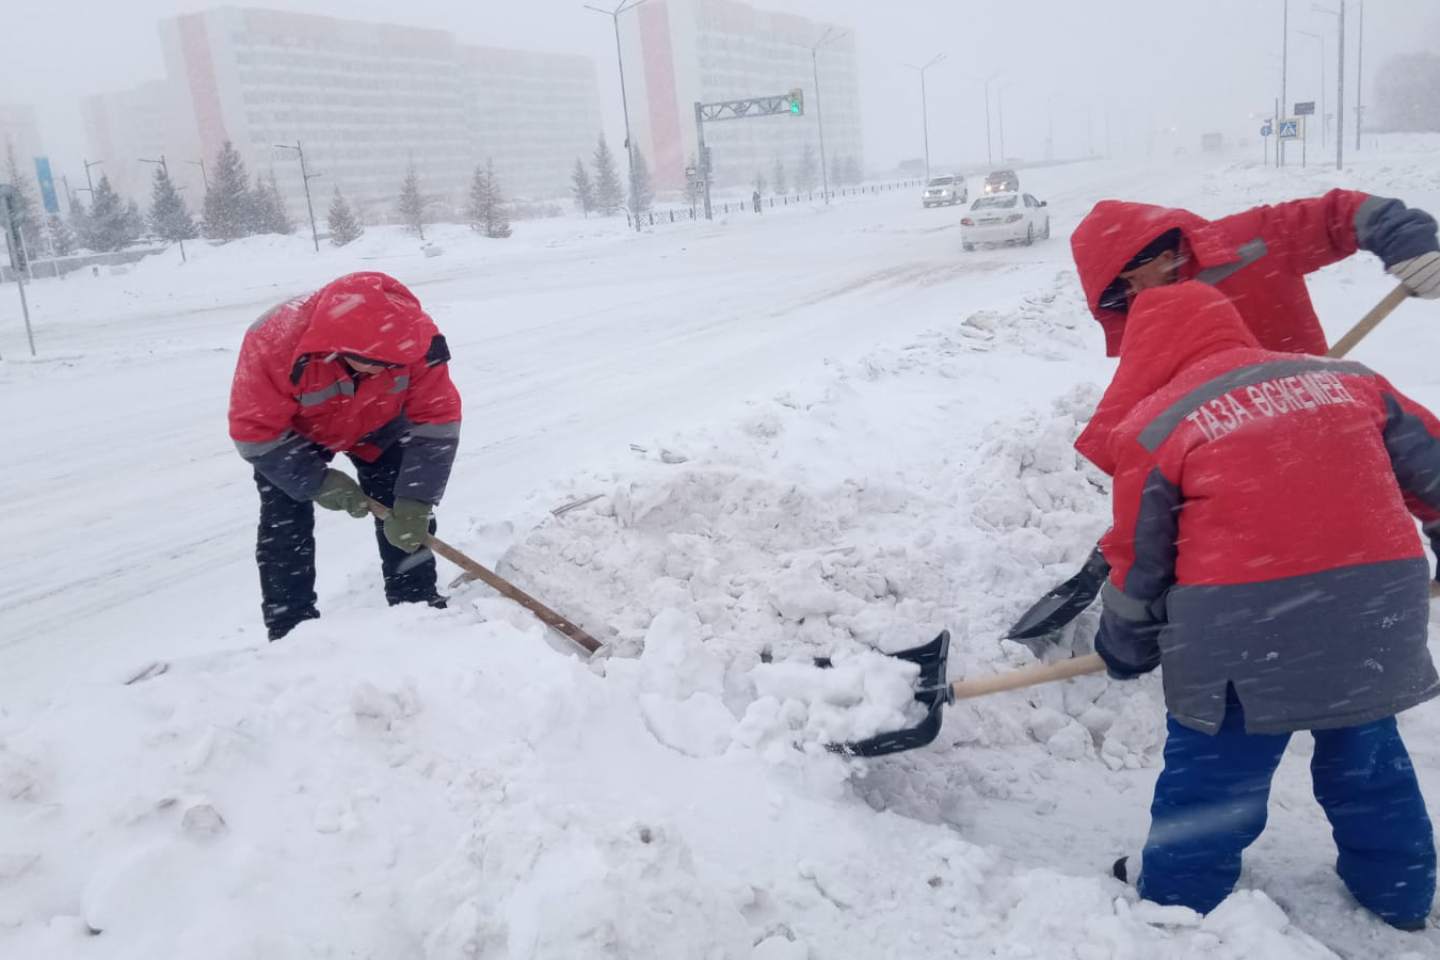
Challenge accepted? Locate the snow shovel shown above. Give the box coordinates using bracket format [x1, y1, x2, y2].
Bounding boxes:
[367, 499, 602, 655]
[1007, 282, 1416, 643]
[829, 630, 1106, 756]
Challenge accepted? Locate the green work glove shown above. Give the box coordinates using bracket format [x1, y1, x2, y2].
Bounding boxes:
[313, 469, 370, 518]
[384, 498, 432, 553]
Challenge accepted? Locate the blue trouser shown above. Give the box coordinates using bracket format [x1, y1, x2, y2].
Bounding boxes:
[1140, 689, 1436, 927]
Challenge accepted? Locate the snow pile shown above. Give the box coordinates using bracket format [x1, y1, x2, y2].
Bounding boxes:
[0, 610, 1340, 960]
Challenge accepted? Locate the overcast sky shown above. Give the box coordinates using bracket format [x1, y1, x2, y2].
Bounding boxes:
[5, 0, 1437, 179]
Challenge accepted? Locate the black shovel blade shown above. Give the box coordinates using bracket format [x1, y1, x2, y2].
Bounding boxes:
[1006, 548, 1110, 642]
[828, 630, 952, 757]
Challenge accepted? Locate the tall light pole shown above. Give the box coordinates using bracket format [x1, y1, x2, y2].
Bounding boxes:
[138, 154, 187, 263]
[1313, 2, 1345, 170]
[0, 185, 36, 357]
[984, 71, 1003, 167]
[275, 141, 321, 252]
[905, 53, 946, 182]
[1355, 0, 1364, 150]
[811, 27, 845, 204]
[586, 0, 647, 233]
[998, 82, 1018, 163]
[188, 158, 209, 191]
[1280, 0, 1289, 167]
[1299, 30, 1326, 148]
[83, 158, 103, 197]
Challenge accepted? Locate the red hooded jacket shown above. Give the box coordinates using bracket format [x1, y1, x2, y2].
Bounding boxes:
[229, 272, 461, 503]
[1094, 283, 1440, 733]
[1071, 190, 1438, 472]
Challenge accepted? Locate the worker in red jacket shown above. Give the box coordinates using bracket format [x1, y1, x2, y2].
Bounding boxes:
[1032, 190, 1440, 615]
[229, 272, 462, 640]
[1071, 189, 1440, 473]
[1097, 282, 1438, 929]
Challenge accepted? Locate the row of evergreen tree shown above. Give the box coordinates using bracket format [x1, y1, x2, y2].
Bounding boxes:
[570, 135, 653, 219]
[754, 147, 863, 197]
[390, 158, 513, 242]
[563, 136, 864, 220]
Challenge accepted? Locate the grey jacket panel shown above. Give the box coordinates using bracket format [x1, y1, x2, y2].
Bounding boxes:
[1158, 558, 1438, 734]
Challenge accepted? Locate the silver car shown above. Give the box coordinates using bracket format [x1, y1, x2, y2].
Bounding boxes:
[922, 175, 967, 208]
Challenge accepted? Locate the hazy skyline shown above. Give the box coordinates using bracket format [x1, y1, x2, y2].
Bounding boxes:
[5, 0, 1436, 184]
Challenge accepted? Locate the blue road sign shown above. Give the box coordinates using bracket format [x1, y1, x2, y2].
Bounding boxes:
[33, 157, 59, 214]
[1261, 123, 1273, 137]
[1278, 119, 1300, 139]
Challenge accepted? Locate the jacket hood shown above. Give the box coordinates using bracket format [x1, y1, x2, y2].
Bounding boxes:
[294, 272, 437, 366]
[1071, 200, 1231, 355]
[1074, 282, 1258, 473]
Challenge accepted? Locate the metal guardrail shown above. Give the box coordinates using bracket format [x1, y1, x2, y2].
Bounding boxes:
[1, 245, 169, 283]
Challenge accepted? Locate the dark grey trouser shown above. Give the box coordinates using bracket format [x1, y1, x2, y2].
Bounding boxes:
[254, 441, 438, 640]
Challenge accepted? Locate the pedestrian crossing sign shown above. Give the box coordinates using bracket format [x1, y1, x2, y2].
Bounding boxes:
[1278, 119, 1300, 139]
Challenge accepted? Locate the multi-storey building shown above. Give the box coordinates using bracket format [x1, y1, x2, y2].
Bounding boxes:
[461, 46, 601, 204]
[0, 103, 45, 182]
[84, 7, 602, 224]
[80, 82, 190, 202]
[620, 0, 862, 191]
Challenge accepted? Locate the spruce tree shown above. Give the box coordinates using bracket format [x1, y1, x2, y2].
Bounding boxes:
[202, 141, 254, 240]
[467, 160, 512, 239]
[628, 150, 655, 219]
[797, 143, 818, 192]
[326, 186, 363, 246]
[67, 193, 91, 251]
[752, 170, 767, 197]
[148, 165, 197, 243]
[3, 140, 41, 265]
[48, 213, 76, 257]
[84, 176, 129, 252]
[772, 155, 788, 196]
[843, 156, 863, 185]
[571, 158, 595, 218]
[592, 135, 623, 215]
[397, 160, 428, 239]
[123, 199, 145, 244]
[250, 174, 293, 235]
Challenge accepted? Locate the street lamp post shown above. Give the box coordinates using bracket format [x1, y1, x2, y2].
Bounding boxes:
[188, 158, 210, 191]
[1313, 2, 1345, 170]
[905, 53, 946, 183]
[83, 158, 103, 197]
[811, 27, 845, 204]
[585, 0, 648, 233]
[984, 71, 1003, 167]
[1355, 0, 1364, 150]
[998, 82, 1017, 163]
[275, 141, 321, 252]
[0, 185, 37, 356]
[138, 154, 187, 263]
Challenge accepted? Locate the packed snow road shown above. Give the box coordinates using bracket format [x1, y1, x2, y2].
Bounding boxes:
[4, 146, 1440, 958]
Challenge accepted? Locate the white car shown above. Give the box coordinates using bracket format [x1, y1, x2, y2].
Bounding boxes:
[962, 192, 1051, 249]
[921, 175, 967, 208]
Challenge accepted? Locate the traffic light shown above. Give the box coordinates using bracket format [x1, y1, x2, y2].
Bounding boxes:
[787, 89, 804, 116]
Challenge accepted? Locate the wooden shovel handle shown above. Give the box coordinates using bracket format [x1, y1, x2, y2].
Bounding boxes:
[367, 499, 602, 654]
[1326, 284, 1413, 359]
[949, 653, 1106, 701]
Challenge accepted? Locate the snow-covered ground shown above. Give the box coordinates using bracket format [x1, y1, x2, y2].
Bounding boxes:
[3, 139, 1440, 959]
